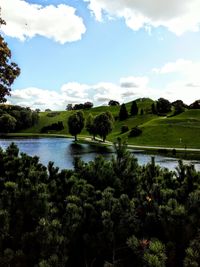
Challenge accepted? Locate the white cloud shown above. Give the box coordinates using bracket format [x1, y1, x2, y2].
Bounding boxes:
[9, 60, 200, 110]
[152, 59, 192, 74]
[85, 0, 200, 35]
[61, 82, 90, 98]
[153, 59, 200, 85]
[120, 76, 149, 88]
[152, 59, 200, 104]
[162, 81, 200, 104]
[9, 77, 150, 110]
[0, 0, 86, 43]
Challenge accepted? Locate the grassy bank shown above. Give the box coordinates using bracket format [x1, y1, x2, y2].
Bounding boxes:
[18, 98, 200, 149]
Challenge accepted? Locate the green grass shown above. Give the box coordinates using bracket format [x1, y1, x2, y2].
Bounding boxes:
[19, 100, 200, 149]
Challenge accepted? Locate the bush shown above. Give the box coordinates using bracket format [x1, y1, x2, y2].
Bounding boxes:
[46, 112, 60, 117]
[129, 126, 142, 137]
[40, 121, 64, 133]
[121, 125, 129, 133]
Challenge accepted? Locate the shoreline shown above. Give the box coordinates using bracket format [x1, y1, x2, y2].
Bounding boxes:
[1, 133, 200, 160]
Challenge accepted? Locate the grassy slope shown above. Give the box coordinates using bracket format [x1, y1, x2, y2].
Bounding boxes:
[20, 99, 200, 148]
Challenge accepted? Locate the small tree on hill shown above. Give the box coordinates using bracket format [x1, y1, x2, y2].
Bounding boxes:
[130, 101, 138, 116]
[108, 100, 120, 106]
[119, 104, 128, 121]
[68, 111, 84, 141]
[156, 98, 171, 114]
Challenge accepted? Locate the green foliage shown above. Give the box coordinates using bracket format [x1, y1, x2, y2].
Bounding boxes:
[0, 14, 20, 103]
[17, 99, 200, 148]
[86, 113, 96, 138]
[156, 98, 171, 115]
[130, 100, 138, 116]
[40, 121, 64, 133]
[129, 126, 142, 137]
[94, 112, 114, 141]
[121, 125, 129, 133]
[68, 111, 85, 141]
[0, 141, 200, 266]
[46, 112, 60, 117]
[119, 103, 128, 120]
[0, 105, 39, 132]
[0, 113, 16, 133]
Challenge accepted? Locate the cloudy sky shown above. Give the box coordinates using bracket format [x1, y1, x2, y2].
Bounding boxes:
[0, 0, 200, 110]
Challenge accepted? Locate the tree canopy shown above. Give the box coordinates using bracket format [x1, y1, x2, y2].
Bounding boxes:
[0, 142, 200, 266]
[119, 103, 128, 120]
[93, 112, 114, 141]
[0, 13, 20, 102]
[68, 111, 85, 141]
[156, 98, 171, 115]
[130, 100, 138, 116]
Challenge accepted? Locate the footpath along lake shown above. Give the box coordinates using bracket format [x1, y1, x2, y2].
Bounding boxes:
[0, 137, 200, 171]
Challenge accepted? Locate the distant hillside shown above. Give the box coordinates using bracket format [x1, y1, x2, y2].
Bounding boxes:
[20, 98, 200, 148]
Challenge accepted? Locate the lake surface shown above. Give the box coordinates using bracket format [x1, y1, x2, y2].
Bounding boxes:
[0, 137, 200, 171]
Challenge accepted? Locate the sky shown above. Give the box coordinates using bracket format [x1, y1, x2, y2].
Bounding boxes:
[0, 0, 200, 110]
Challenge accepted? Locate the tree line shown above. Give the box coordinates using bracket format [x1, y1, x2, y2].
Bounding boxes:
[0, 105, 39, 133]
[68, 111, 114, 141]
[0, 141, 200, 266]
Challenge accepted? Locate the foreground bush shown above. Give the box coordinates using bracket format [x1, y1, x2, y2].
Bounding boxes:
[0, 141, 199, 266]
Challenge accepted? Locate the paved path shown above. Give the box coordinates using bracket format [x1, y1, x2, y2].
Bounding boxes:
[127, 144, 200, 152]
[83, 137, 200, 152]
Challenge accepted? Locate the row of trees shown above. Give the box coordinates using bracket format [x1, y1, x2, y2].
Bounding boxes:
[119, 101, 139, 121]
[0, 141, 200, 266]
[66, 102, 93, 111]
[68, 111, 114, 141]
[118, 98, 193, 121]
[0, 105, 39, 133]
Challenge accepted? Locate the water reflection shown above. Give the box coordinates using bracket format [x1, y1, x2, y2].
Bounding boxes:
[0, 137, 199, 171]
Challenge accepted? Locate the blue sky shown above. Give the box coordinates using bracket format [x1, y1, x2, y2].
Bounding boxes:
[1, 0, 200, 110]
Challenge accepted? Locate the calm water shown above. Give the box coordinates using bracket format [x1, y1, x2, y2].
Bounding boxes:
[0, 137, 200, 171]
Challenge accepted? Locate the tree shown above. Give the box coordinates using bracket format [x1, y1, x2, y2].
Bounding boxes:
[130, 100, 138, 116]
[156, 98, 171, 114]
[93, 112, 113, 141]
[0, 13, 20, 102]
[83, 101, 93, 109]
[151, 103, 157, 114]
[119, 103, 128, 120]
[86, 113, 96, 139]
[108, 100, 120, 106]
[189, 100, 200, 109]
[68, 111, 85, 141]
[0, 114, 16, 133]
[173, 100, 185, 115]
[66, 104, 73, 111]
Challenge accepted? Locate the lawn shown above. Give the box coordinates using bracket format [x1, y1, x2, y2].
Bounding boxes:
[19, 99, 200, 149]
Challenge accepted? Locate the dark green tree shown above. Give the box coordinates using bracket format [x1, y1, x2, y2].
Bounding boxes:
[68, 111, 85, 141]
[172, 100, 185, 115]
[0, 13, 20, 102]
[130, 101, 138, 116]
[94, 112, 114, 141]
[119, 103, 128, 121]
[0, 113, 16, 133]
[86, 113, 96, 139]
[156, 98, 171, 115]
[151, 103, 157, 114]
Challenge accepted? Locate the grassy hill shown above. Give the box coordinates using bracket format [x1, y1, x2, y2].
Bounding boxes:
[20, 99, 200, 149]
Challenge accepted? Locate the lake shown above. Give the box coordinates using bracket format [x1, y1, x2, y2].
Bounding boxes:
[0, 137, 200, 171]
